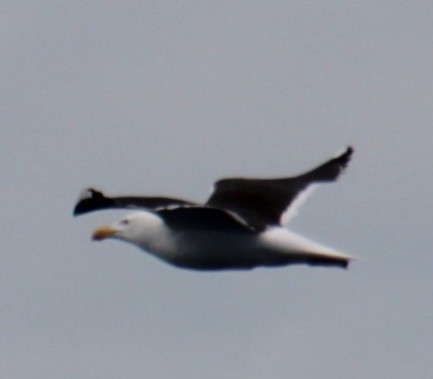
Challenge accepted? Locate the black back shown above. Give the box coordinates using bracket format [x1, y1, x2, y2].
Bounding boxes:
[156, 206, 255, 234]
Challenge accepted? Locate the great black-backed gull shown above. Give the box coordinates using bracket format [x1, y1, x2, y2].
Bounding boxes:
[74, 147, 355, 270]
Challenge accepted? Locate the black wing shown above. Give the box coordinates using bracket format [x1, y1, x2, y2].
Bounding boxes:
[206, 146, 354, 231]
[73, 188, 197, 216]
[156, 206, 256, 234]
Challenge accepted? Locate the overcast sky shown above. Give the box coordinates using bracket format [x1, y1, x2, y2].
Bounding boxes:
[2, 2, 433, 378]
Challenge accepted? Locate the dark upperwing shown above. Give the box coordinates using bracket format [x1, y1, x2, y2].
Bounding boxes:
[73, 147, 353, 231]
[73, 188, 197, 216]
[205, 147, 353, 231]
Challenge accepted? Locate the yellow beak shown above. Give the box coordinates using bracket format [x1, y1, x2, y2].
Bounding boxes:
[92, 226, 117, 241]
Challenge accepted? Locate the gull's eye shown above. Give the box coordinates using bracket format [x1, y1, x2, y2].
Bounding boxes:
[120, 219, 129, 226]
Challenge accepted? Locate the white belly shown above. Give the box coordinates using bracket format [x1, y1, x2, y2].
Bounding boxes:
[136, 226, 352, 271]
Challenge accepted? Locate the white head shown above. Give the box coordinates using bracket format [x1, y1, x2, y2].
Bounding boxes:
[92, 211, 165, 248]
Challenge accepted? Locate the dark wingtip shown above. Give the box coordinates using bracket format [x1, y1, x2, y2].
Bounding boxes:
[73, 188, 108, 216]
[337, 146, 354, 168]
[346, 145, 354, 156]
[300, 145, 355, 183]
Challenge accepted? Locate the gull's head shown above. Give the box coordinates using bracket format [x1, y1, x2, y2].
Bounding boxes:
[92, 211, 164, 245]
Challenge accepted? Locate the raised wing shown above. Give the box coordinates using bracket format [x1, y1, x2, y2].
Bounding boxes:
[206, 146, 353, 231]
[73, 188, 197, 216]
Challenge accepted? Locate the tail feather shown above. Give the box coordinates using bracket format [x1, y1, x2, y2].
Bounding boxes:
[261, 228, 356, 269]
[304, 253, 352, 269]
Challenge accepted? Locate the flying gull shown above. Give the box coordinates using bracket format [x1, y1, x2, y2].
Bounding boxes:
[74, 147, 355, 270]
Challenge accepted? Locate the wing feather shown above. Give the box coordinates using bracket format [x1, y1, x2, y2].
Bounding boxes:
[73, 188, 196, 216]
[206, 147, 353, 231]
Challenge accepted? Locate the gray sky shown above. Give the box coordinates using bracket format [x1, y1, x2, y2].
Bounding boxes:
[2, 2, 433, 378]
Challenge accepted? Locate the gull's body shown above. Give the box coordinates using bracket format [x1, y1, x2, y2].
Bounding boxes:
[75, 147, 355, 270]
